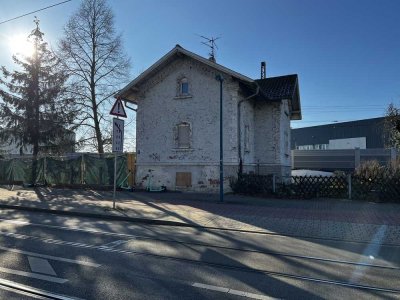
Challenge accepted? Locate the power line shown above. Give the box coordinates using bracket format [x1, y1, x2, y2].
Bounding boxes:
[303, 105, 386, 108]
[0, 0, 72, 25]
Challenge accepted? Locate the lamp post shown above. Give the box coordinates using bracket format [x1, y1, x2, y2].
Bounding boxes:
[215, 74, 224, 202]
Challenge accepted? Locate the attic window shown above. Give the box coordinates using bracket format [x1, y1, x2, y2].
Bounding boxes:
[180, 78, 189, 95]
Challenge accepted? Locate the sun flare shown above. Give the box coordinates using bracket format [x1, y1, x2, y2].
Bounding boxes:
[8, 34, 35, 57]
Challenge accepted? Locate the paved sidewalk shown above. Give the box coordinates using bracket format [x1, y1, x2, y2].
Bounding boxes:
[1, 186, 400, 244]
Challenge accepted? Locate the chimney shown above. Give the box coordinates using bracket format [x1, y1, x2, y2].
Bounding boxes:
[261, 61, 266, 79]
[209, 55, 216, 63]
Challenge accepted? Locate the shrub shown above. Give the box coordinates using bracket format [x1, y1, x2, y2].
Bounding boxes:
[352, 160, 400, 202]
[230, 173, 273, 195]
[354, 160, 384, 179]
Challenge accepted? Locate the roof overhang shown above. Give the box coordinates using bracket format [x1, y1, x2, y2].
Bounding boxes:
[290, 78, 302, 120]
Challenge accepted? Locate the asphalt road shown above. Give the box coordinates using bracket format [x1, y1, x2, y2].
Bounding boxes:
[0, 208, 399, 299]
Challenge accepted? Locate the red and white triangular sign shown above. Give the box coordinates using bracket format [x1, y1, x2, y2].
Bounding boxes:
[110, 98, 127, 118]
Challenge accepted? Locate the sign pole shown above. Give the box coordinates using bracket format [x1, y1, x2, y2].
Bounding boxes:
[113, 152, 117, 209]
[110, 97, 126, 210]
[216, 74, 224, 203]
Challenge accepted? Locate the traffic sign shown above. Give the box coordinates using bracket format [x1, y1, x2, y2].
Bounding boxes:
[112, 118, 124, 153]
[110, 98, 127, 118]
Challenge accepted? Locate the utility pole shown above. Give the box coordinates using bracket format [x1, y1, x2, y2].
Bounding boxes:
[216, 74, 224, 202]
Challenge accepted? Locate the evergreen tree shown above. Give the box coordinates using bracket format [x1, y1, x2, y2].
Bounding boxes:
[0, 18, 76, 156]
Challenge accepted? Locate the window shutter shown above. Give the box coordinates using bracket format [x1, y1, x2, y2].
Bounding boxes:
[178, 123, 190, 148]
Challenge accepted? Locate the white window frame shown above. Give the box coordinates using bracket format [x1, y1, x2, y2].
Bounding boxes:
[175, 76, 192, 99]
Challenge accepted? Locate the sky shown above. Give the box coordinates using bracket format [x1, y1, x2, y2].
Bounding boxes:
[0, 0, 399, 140]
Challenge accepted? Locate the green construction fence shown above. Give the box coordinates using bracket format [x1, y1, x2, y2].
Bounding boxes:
[0, 154, 128, 188]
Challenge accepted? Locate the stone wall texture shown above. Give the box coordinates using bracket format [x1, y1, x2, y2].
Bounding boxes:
[134, 56, 291, 191]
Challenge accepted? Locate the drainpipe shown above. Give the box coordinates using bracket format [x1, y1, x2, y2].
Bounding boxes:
[237, 84, 260, 174]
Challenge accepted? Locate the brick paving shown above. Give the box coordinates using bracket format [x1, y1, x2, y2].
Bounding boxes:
[1, 186, 399, 244]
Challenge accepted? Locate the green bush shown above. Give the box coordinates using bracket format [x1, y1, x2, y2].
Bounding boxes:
[229, 173, 273, 195]
[352, 160, 400, 202]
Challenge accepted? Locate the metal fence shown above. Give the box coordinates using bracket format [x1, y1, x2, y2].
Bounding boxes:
[0, 153, 132, 188]
[292, 148, 398, 172]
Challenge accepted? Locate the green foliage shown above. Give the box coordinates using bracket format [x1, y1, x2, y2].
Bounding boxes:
[384, 103, 400, 148]
[230, 162, 400, 202]
[229, 173, 273, 195]
[354, 160, 384, 179]
[0, 19, 76, 155]
[352, 160, 400, 202]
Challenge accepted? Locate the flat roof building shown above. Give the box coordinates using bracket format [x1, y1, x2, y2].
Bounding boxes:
[291, 117, 387, 150]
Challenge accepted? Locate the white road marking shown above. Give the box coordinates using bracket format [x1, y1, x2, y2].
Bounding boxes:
[99, 240, 130, 249]
[0, 245, 100, 267]
[0, 217, 136, 239]
[28, 256, 57, 276]
[192, 282, 276, 300]
[0, 278, 83, 300]
[0, 266, 67, 283]
[0, 284, 49, 299]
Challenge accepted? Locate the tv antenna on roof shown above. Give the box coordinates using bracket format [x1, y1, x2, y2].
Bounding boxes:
[199, 35, 220, 62]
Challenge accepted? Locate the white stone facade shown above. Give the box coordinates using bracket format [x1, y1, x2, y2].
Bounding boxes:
[132, 55, 292, 192]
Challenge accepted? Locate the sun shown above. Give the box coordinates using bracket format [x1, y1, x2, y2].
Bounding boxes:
[8, 34, 35, 58]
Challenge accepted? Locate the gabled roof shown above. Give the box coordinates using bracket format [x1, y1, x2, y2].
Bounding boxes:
[255, 74, 301, 120]
[116, 44, 253, 101]
[256, 74, 297, 100]
[116, 45, 301, 120]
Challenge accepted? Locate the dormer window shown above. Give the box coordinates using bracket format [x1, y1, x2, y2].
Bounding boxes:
[180, 78, 189, 95]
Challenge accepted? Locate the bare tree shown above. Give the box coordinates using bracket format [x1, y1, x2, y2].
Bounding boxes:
[58, 0, 130, 153]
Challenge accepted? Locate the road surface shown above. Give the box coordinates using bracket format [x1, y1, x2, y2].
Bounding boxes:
[0, 208, 398, 299]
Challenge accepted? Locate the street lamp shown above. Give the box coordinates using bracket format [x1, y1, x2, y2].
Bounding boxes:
[215, 74, 224, 202]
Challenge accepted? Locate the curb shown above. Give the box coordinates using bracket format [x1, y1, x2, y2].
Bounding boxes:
[0, 203, 193, 228]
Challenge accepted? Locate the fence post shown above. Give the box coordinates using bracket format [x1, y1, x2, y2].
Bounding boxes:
[80, 153, 84, 185]
[44, 156, 47, 185]
[390, 147, 397, 161]
[291, 150, 295, 169]
[347, 174, 352, 200]
[272, 174, 276, 194]
[354, 148, 360, 169]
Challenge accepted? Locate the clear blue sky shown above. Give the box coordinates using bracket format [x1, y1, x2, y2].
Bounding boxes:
[0, 0, 399, 129]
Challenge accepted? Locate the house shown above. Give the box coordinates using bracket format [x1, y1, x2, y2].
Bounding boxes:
[116, 45, 301, 192]
[0, 130, 76, 156]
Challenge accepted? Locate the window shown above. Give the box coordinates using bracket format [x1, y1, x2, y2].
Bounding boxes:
[176, 77, 191, 98]
[180, 78, 189, 95]
[284, 131, 289, 155]
[296, 144, 328, 150]
[176, 122, 191, 148]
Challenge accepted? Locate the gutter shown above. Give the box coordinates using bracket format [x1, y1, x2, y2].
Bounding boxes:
[124, 100, 137, 112]
[237, 84, 260, 174]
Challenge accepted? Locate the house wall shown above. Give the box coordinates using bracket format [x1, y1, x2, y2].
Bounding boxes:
[0, 131, 75, 155]
[0, 140, 32, 155]
[253, 100, 291, 179]
[239, 98, 256, 167]
[279, 100, 291, 178]
[135, 56, 241, 192]
[133, 55, 293, 191]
